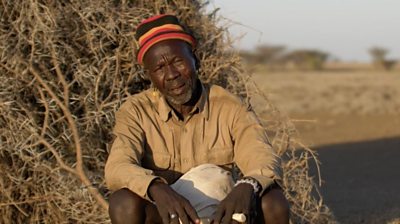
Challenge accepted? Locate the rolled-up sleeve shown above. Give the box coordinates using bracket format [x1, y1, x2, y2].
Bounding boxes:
[104, 102, 166, 200]
[231, 103, 283, 195]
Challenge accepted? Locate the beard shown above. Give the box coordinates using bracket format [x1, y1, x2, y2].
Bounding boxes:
[165, 81, 193, 105]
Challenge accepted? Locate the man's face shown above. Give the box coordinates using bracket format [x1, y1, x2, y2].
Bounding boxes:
[143, 39, 197, 105]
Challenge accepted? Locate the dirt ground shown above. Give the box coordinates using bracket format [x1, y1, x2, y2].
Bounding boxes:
[252, 69, 400, 223]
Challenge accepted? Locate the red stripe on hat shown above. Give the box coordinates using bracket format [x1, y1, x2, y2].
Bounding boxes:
[139, 26, 183, 46]
[137, 33, 196, 64]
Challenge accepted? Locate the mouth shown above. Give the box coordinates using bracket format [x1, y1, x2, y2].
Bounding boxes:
[169, 83, 186, 95]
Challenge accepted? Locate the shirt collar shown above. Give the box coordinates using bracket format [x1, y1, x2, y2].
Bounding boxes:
[155, 82, 209, 122]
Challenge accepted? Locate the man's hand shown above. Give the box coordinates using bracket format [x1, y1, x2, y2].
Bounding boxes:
[213, 183, 256, 224]
[148, 180, 200, 224]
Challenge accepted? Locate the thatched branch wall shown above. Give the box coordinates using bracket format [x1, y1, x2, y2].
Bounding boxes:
[0, 0, 335, 223]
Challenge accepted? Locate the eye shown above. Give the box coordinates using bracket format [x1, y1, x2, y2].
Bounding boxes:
[152, 65, 163, 73]
[173, 58, 184, 65]
[153, 66, 160, 72]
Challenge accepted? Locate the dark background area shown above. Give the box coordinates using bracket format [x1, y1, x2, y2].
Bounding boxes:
[310, 137, 400, 223]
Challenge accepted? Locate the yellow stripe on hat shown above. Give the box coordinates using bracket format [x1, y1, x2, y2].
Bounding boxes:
[137, 33, 195, 64]
[138, 24, 184, 44]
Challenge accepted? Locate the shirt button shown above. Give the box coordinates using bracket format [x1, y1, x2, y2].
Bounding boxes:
[183, 158, 188, 163]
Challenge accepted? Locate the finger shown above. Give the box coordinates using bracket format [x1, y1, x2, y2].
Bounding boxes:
[176, 206, 189, 224]
[221, 216, 231, 224]
[212, 206, 225, 224]
[160, 209, 170, 224]
[169, 211, 180, 224]
[221, 207, 234, 224]
[183, 200, 200, 223]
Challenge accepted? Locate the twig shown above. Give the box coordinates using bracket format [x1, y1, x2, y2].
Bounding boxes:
[37, 88, 49, 137]
[51, 44, 70, 107]
[0, 195, 60, 207]
[29, 66, 108, 210]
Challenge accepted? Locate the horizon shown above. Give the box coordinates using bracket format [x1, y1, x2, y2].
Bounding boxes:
[208, 0, 400, 63]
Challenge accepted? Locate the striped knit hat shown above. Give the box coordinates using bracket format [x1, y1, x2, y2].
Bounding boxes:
[135, 14, 196, 64]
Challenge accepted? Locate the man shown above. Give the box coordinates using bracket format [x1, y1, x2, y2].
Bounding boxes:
[105, 14, 289, 224]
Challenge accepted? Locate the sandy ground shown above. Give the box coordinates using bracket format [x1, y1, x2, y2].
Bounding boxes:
[252, 70, 400, 223]
[251, 70, 400, 115]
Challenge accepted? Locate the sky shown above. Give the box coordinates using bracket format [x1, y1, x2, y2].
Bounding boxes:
[207, 0, 400, 62]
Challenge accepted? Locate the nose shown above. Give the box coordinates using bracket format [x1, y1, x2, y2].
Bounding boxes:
[164, 64, 179, 81]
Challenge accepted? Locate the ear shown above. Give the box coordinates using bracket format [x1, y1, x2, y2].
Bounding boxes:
[192, 50, 200, 70]
[139, 66, 151, 81]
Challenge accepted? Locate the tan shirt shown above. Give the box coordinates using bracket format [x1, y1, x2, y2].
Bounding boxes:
[105, 83, 282, 200]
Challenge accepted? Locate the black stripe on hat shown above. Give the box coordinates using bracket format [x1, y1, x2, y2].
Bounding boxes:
[135, 15, 181, 40]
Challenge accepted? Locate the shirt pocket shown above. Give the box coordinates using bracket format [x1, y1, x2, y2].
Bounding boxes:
[142, 152, 171, 170]
[207, 147, 234, 166]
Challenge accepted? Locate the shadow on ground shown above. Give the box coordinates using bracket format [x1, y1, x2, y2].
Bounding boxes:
[309, 137, 400, 224]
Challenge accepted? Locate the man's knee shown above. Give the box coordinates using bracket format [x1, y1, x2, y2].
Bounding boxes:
[261, 188, 290, 223]
[108, 188, 145, 223]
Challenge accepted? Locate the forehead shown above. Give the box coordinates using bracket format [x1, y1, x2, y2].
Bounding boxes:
[143, 39, 192, 63]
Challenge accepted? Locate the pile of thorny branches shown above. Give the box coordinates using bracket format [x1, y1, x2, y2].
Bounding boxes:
[0, 0, 335, 223]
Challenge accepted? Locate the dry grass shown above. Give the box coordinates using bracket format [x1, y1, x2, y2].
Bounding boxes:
[251, 68, 400, 146]
[1, 0, 334, 223]
[252, 70, 400, 115]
